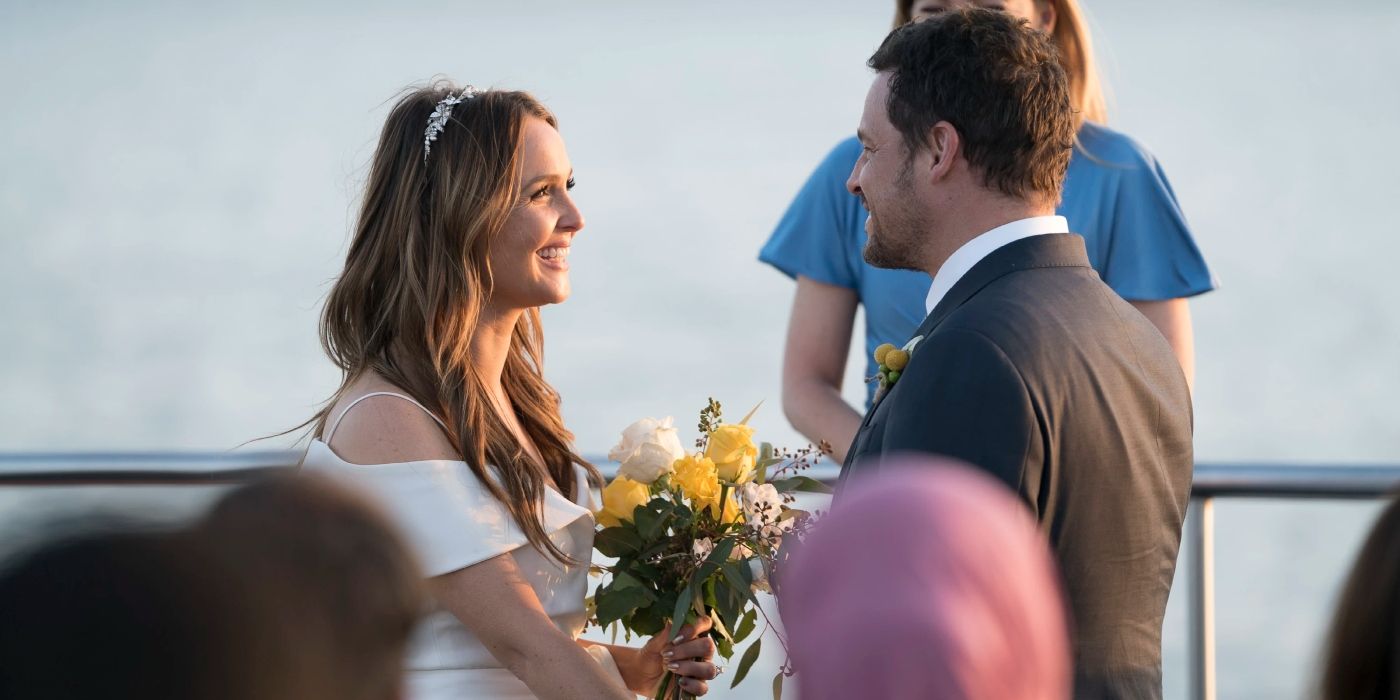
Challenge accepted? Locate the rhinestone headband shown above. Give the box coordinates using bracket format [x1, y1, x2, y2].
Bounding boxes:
[423, 85, 480, 163]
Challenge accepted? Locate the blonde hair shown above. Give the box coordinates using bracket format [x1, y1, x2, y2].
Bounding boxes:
[307, 81, 599, 563]
[893, 0, 1107, 126]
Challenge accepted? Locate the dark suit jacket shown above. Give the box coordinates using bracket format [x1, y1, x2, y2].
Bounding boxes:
[841, 234, 1193, 700]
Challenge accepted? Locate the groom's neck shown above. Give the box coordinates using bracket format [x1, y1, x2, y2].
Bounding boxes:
[919, 194, 1055, 278]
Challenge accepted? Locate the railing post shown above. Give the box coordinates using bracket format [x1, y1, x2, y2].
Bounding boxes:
[1189, 497, 1216, 700]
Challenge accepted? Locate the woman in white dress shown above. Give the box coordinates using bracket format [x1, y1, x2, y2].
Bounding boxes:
[300, 82, 719, 699]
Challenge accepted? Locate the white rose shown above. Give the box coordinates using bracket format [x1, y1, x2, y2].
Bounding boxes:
[692, 537, 715, 563]
[739, 482, 791, 542]
[608, 416, 686, 484]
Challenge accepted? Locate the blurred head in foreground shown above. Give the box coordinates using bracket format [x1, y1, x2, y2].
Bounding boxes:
[0, 524, 247, 700]
[778, 456, 1070, 700]
[194, 473, 427, 700]
[0, 474, 425, 700]
[1318, 495, 1400, 700]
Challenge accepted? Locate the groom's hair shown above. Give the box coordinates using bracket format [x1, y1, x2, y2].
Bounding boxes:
[869, 9, 1075, 206]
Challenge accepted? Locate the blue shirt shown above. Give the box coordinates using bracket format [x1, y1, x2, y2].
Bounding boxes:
[759, 122, 1216, 408]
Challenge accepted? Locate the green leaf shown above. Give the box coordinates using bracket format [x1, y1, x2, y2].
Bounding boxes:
[594, 527, 643, 557]
[709, 607, 733, 641]
[730, 638, 762, 688]
[715, 564, 747, 624]
[715, 634, 734, 659]
[596, 586, 653, 627]
[634, 500, 674, 541]
[771, 475, 834, 495]
[629, 559, 663, 581]
[611, 572, 654, 597]
[669, 583, 695, 633]
[673, 502, 694, 524]
[721, 560, 754, 592]
[630, 601, 667, 636]
[639, 540, 674, 560]
[733, 608, 757, 644]
[772, 670, 784, 700]
[632, 505, 659, 540]
[757, 443, 774, 484]
[696, 538, 736, 582]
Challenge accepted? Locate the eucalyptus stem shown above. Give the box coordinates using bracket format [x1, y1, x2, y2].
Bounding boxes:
[653, 670, 693, 700]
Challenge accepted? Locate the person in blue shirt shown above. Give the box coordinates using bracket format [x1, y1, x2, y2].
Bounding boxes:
[761, 0, 1216, 463]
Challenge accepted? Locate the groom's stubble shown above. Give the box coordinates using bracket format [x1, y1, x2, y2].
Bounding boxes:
[861, 161, 934, 273]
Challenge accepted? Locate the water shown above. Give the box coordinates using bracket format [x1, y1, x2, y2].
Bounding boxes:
[2, 1, 1398, 697]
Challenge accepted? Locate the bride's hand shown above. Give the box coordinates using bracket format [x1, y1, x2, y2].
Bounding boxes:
[638, 615, 719, 697]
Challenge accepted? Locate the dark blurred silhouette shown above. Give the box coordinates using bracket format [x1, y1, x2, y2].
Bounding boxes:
[0, 524, 252, 700]
[0, 473, 425, 700]
[1318, 495, 1400, 700]
[192, 473, 427, 700]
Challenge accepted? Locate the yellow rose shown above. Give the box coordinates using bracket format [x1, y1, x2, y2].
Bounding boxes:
[673, 453, 720, 507]
[596, 476, 651, 528]
[674, 453, 747, 522]
[705, 424, 758, 484]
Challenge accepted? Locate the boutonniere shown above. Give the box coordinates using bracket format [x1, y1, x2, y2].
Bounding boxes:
[872, 335, 923, 392]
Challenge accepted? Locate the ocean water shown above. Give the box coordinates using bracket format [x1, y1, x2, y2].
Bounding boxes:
[1, 1, 1398, 697]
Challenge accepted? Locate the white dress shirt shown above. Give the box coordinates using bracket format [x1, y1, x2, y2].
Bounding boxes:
[924, 215, 1070, 315]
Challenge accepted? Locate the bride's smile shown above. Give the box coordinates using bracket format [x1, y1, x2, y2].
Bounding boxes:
[489, 116, 582, 311]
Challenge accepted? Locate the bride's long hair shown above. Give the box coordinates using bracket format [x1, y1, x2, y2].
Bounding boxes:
[308, 81, 599, 563]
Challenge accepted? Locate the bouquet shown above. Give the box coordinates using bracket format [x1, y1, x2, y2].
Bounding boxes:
[590, 400, 830, 699]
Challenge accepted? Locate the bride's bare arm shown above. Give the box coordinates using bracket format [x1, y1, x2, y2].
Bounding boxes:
[432, 557, 635, 700]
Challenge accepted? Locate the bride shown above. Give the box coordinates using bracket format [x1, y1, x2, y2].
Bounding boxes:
[301, 82, 719, 699]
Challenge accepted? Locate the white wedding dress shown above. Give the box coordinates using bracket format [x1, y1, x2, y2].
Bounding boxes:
[302, 392, 628, 699]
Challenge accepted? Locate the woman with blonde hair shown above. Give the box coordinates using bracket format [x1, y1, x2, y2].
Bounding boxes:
[761, 0, 1215, 463]
[301, 81, 718, 699]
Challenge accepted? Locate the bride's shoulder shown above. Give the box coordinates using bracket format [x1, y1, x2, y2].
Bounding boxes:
[324, 375, 458, 466]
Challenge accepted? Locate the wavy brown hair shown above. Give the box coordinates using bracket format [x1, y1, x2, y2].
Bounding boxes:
[893, 0, 1107, 127]
[307, 81, 599, 563]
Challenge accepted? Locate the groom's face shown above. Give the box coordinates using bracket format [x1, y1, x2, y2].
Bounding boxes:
[849, 73, 932, 272]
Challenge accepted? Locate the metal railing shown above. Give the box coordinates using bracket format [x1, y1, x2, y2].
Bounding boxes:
[2, 452, 1398, 700]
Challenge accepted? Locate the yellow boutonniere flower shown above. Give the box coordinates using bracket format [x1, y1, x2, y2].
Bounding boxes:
[873, 335, 923, 390]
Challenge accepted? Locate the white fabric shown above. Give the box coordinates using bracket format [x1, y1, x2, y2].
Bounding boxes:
[302, 393, 628, 699]
[924, 215, 1069, 314]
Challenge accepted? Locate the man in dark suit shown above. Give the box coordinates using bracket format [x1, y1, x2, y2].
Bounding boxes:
[839, 10, 1194, 699]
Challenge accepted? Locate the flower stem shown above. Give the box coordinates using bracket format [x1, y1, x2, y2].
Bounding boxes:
[653, 670, 693, 700]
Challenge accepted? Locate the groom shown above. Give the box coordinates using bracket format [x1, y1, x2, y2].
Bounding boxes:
[839, 10, 1193, 700]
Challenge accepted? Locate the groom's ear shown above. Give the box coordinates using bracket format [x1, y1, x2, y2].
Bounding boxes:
[927, 121, 960, 184]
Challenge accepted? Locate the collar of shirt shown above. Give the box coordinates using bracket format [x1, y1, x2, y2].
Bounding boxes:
[924, 215, 1070, 315]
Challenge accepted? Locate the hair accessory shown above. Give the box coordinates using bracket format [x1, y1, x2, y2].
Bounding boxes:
[423, 85, 480, 163]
